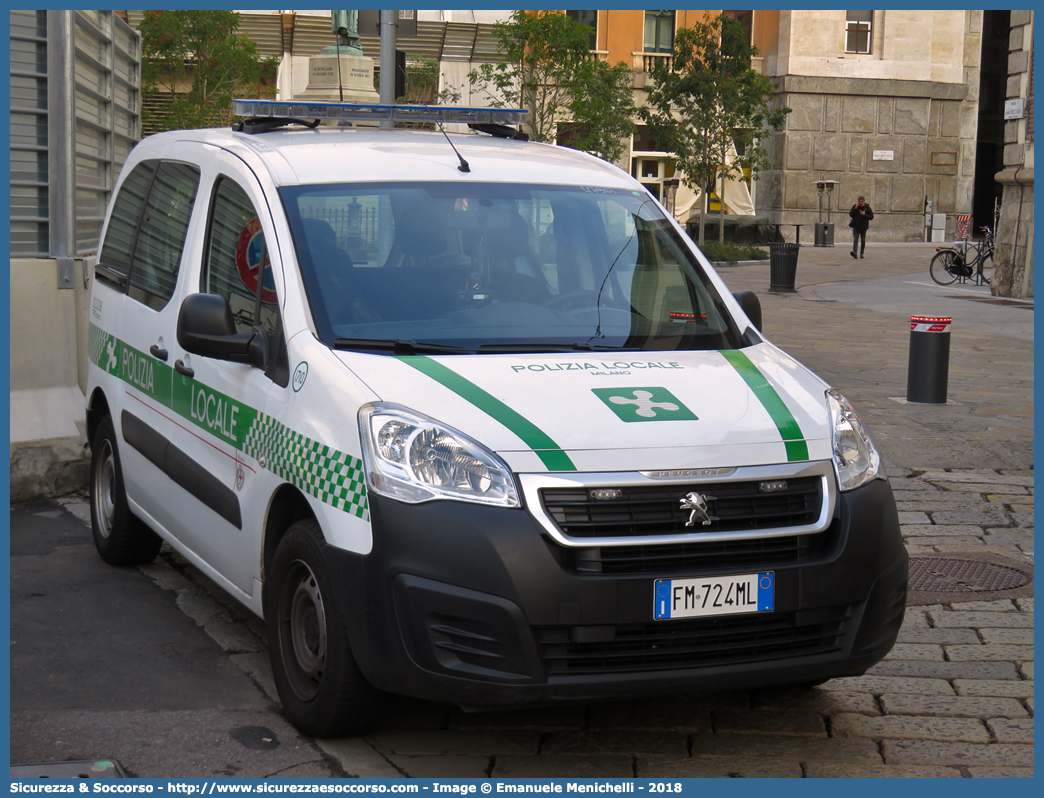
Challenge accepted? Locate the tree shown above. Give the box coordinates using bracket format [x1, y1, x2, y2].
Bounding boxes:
[641, 14, 790, 245]
[141, 11, 278, 133]
[468, 11, 635, 161]
[399, 58, 462, 106]
[566, 59, 637, 163]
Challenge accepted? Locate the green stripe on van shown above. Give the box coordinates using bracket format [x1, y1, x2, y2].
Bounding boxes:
[396, 356, 577, 472]
[87, 322, 368, 519]
[719, 349, 809, 462]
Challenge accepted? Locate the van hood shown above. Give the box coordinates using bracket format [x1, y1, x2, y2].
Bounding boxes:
[336, 345, 835, 473]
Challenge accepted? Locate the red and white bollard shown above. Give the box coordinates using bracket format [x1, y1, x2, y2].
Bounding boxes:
[907, 316, 952, 404]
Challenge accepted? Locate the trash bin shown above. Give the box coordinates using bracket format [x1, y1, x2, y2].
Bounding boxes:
[768, 242, 800, 293]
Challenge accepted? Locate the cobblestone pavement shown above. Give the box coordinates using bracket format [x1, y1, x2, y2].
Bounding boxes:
[24, 244, 1034, 777]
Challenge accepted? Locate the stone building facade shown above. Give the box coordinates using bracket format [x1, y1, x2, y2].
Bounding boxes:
[758, 10, 984, 242]
[993, 9, 1033, 298]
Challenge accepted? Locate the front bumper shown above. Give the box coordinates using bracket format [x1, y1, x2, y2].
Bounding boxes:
[327, 476, 907, 706]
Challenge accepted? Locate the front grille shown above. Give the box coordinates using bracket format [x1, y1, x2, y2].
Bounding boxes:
[571, 531, 834, 575]
[535, 607, 849, 675]
[541, 477, 823, 540]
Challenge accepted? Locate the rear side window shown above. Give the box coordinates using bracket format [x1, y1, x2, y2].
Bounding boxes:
[98, 160, 157, 281]
[98, 159, 200, 311]
[128, 162, 200, 309]
[203, 177, 279, 338]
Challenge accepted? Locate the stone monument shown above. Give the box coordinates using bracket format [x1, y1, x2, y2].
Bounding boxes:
[294, 10, 380, 104]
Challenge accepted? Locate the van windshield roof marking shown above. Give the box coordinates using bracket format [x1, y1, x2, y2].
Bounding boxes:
[395, 355, 577, 472]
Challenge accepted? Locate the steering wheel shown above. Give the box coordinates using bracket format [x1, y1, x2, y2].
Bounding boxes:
[543, 290, 604, 313]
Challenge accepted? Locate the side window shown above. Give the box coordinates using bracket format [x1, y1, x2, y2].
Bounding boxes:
[98, 160, 158, 283]
[127, 162, 201, 309]
[204, 177, 278, 337]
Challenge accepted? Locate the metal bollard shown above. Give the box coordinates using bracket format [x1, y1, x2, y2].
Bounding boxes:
[906, 316, 951, 403]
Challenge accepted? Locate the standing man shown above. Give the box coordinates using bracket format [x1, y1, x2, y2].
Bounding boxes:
[849, 196, 874, 259]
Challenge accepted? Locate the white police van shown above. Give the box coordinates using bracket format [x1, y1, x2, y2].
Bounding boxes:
[86, 100, 906, 737]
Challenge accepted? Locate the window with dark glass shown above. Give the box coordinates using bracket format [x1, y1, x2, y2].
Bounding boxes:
[128, 162, 200, 308]
[204, 178, 279, 337]
[846, 10, 873, 54]
[99, 160, 157, 281]
[631, 125, 664, 153]
[644, 10, 675, 53]
[722, 10, 754, 46]
[98, 159, 200, 310]
[566, 10, 597, 50]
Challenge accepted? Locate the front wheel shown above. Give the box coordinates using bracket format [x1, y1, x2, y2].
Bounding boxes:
[266, 519, 385, 737]
[929, 251, 960, 285]
[89, 415, 163, 565]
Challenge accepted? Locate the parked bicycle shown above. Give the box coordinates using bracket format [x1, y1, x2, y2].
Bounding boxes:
[929, 226, 995, 286]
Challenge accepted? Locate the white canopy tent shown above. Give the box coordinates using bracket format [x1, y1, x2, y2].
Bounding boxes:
[672, 142, 755, 222]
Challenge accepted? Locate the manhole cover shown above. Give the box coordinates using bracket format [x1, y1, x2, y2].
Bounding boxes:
[907, 555, 1033, 605]
[10, 760, 125, 778]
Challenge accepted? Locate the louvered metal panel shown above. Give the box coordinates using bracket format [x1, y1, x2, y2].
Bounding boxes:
[471, 25, 504, 63]
[292, 16, 340, 57]
[238, 14, 283, 58]
[442, 22, 477, 62]
[121, 12, 507, 65]
[10, 9, 49, 256]
[400, 20, 449, 60]
[10, 10, 139, 257]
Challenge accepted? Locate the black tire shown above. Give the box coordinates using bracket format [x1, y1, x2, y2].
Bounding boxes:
[929, 250, 960, 285]
[266, 519, 385, 737]
[89, 415, 163, 566]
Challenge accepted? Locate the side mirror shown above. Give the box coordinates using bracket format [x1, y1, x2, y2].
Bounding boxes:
[177, 293, 267, 368]
[732, 290, 762, 332]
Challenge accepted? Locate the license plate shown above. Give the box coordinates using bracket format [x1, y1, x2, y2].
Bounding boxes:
[654, 572, 774, 620]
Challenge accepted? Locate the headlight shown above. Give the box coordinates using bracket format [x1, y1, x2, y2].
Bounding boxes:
[359, 404, 519, 507]
[826, 389, 882, 491]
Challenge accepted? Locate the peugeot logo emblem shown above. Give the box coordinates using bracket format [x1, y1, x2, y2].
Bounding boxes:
[680, 491, 714, 527]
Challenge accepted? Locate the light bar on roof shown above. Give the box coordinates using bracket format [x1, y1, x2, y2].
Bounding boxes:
[232, 99, 527, 125]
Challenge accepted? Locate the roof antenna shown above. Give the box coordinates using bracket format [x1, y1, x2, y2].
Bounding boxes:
[400, 59, 469, 172]
[442, 126, 470, 173]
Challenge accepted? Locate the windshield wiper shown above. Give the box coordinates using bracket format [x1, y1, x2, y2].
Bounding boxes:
[333, 338, 474, 354]
[568, 342, 643, 352]
[474, 342, 643, 353]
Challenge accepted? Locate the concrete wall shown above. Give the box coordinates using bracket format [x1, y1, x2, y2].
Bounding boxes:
[992, 10, 1033, 298]
[762, 11, 982, 241]
[10, 257, 93, 501]
[777, 10, 966, 84]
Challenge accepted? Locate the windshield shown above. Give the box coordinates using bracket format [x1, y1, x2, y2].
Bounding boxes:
[281, 182, 744, 353]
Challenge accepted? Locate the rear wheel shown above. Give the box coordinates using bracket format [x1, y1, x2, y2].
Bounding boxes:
[929, 251, 960, 285]
[89, 415, 163, 565]
[266, 519, 385, 737]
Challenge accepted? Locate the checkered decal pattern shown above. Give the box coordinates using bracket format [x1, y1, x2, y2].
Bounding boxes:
[243, 413, 369, 520]
[88, 323, 116, 372]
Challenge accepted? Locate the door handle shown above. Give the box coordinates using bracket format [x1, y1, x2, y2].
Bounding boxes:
[150, 344, 169, 361]
[174, 359, 194, 379]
